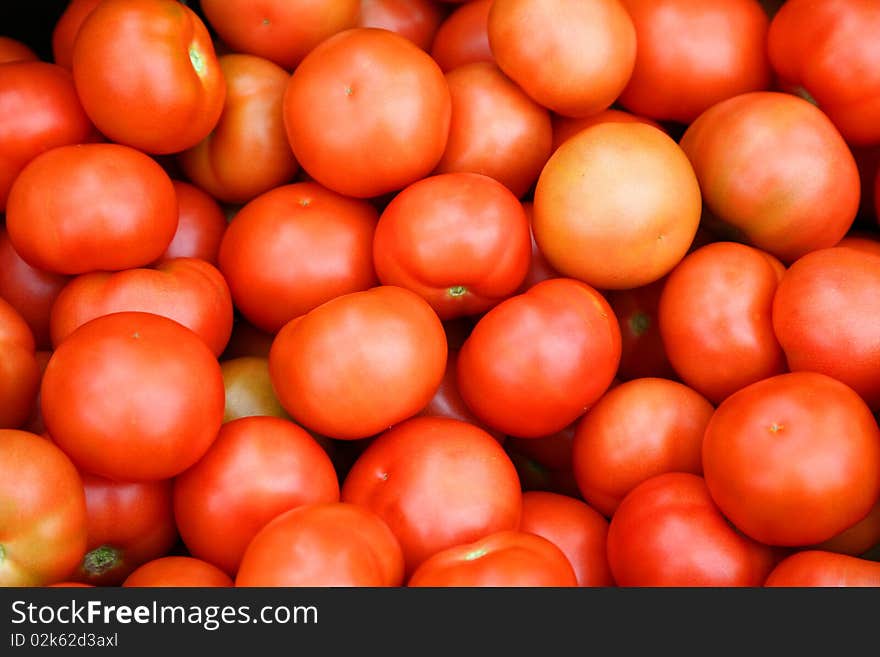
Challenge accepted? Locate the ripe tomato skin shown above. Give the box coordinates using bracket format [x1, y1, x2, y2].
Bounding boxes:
[618, 0, 771, 124]
[123, 557, 232, 587]
[814, 501, 880, 557]
[551, 109, 663, 152]
[607, 473, 777, 586]
[178, 54, 298, 205]
[0, 298, 40, 429]
[680, 92, 859, 263]
[0, 37, 38, 64]
[772, 247, 880, 410]
[764, 551, 880, 587]
[174, 416, 340, 575]
[235, 503, 404, 587]
[659, 242, 786, 404]
[6, 143, 178, 275]
[269, 286, 447, 440]
[519, 492, 613, 586]
[221, 357, 288, 423]
[156, 180, 228, 265]
[373, 173, 531, 319]
[360, 0, 446, 51]
[72, 0, 225, 154]
[51, 0, 102, 69]
[703, 372, 880, 546]
[283, 28, 451, 199]
[488, 0, 636, 118]
[341, 416, 522, 574]
[41, 312, 226, 481]
[430, 0, 493, 72]
[0, 429, 88, 586]
[408, 530, 577, 587]
[457, 279, 620, 439]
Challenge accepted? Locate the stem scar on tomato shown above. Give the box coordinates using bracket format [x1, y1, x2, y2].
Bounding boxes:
[83, 545, 121, 575]
[189, 45, 205, 76]
[463, 547, 488, 561]
[769, 423, 784, 433]
[447, 286, 467, 298]
[628, 312, 651, 337]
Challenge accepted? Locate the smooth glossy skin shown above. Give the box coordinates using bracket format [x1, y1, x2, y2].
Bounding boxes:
[174, 416, 340, 575]
[51, 0, 101, 69]
[284, 28, 451, 198]
[341, 416, 522, 574]
[0, 430, 88, 586]
[551, 108, 663, 152]
[72, 0, 225, 154]
[269, 286, 447, 440]
[373, 172, 531, 319]
[359, 0, 446, 51]
[618, 0, 771, 124]
[435, 63, 552, 198]
[457, 278, 621, 438]
[0, 37, 38, 64]
[156, 180, 228, 265]
[408, 530, 577, 587]
[534, 122, 702, 290]
[6, 143, 178, 275]
[773, 247, 880, 410]
[221, 357, 288, 423]
[219, 182, 378, 334]
[768, 0, 880, 146]
[659, 242, 786, 404]
[0, 298, 40, 429]
[49, 257, 234, 356]
[430, 0, 493, 72]
[235, 503, 404, 587]
[573, 378, 714, 517]
[41, 312, 226, 481]
[764, 551, 880, 587]
[179, 54, 298, 205]
[607, 473, 777, 586]
[814, 500, 880, 557]
[519, 492, 613, 587]
[680, 91, 860, 263]
[703, 372, 880, 546]
[488, 0, 636, 117]
[123, 557, 232, 587]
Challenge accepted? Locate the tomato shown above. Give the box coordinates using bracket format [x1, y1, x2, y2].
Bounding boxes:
[607, 472, 777, 586]
[373, 173, 531, 319]
[519, 491, 613, 586]
[487, 0, 636, 117]
[764, 551, 880, 587]
[218, 182, 378, 334]
[178, 54, 298, 205]
[768, 0, 880, 146]
[505, 423, 581, 499]
[0, 61, 97, 211]
[517, 202, 560, 292]
[221, 357, 288, 423]
[123, 556, 232, 587]
[679, 92, 860, 263]
[773, 247, 880, 410]
[200, 0, 360, 71]
[876, 167, 880, 224]
[341, 416, 522, 574]
[606, 279, 675, 381]
[72, 475, 177, 587]
[283, 28, 451, 198]
[617, 0, 771, 124]
[430, 0, 493, 72]
[408, 530, 577, 587]
[22, 350, 51, 436]
[156, 180, 228, 265]
[72, 0, 225, 154]
[457, 278, 620, 438]
[222, 318, 274, 360]
[551, 109, 663, 152]
[534, 123, 701, 290]
[573, 378, 714, 517]
[658, 242, 786, 404]
[269, 286, 446, 440]
[834, 233, 880, 258]
[50, 257, 233, 356]
[0, 37, 37, 64]
[51, 0, 101, 69]
[235, 503, 404, 586]
[434, 63, 552, 198]
[703, 372, 880, 546]
[0, 298, 40, 429]
[360, 0, 446, 51]
[6, 143, 178, 275]
[0, 429, 88, 586]
[814, 501, 880, 557]
[41, 311, 225, 481]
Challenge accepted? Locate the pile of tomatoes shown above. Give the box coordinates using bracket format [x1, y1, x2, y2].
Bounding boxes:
[3, 0, 880, 588]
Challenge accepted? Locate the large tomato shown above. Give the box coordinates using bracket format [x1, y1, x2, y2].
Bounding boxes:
[764, 551, 880, 587]
[430, 0, 493, 73]
[221, 357, 288, 423]
[360, 0, 446, 51]
[156, 180, 228, 265]
[123, 557, 232, 587]
[0, 297, 40, 429]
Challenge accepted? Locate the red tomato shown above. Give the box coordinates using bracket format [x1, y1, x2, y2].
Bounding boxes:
[51, 0, 101, 69]
[341, 416, 522, 574]
[359, 0, 446, 51]
[235, 503, 404, 587]
[123, 556, 232, 587]
[0, 37, 38, 64]
[488, 0, 636, 117]
[219, 182, 378, 334]
[221, 357, 288, 423]
[269, 286, 447, 440]
[0, 298, 40, 429]
[6, 143, 178, 275]
[764, 551, 880, 587]
[551, 109, 663, 152]
[408, 530, 577, 587]
[174, 416, 340, 575]
[373, 173, 531, 319]
[72, 0, 225, 154]
[430, 0, 493, 72]
[457, 278, 620, 438]
[680, 92, 860, 263]
[607, 472, 777, 586]
[0, 429, 88, 586]
[156, 180, 228, 265]
[519, 492, 613, 587]
[703, 372, 880, 546]
[41, 312, 225, 481]
[222, 318, 275, 360]
[814, 501, 880, 557]
[283, 28, 451, 198]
